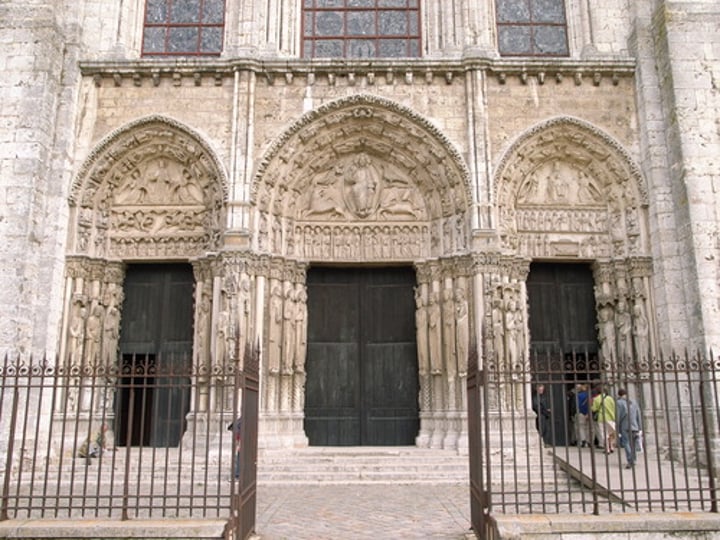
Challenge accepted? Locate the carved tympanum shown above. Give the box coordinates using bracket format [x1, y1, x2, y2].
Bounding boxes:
[70, 117, 226, 259]
[299, 153, 426, 222]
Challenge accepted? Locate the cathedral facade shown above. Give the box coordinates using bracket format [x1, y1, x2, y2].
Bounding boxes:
[2, 0, 719, 450]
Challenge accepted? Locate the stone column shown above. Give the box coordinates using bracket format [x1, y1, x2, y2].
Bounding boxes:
[413, 278, 432, 447]
[258, 257, 308, 449]
[480, 256, 535, 451]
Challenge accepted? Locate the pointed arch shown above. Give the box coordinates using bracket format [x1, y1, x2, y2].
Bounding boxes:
[68, 115, 228, 259]
[250, 94, 473, 260]
[493, 116, 647, 208]
[492, 116, 649, 260]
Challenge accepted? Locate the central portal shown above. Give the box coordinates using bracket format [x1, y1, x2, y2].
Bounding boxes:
[304, 267, 419, 446]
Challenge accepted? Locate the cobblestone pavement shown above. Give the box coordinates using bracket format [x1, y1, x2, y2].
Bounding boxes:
[254, 483, 473, 540]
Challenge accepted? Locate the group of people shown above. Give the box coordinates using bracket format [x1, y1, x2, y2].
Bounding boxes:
[573, 383, 643, 469]
[533, 382, 644, 469]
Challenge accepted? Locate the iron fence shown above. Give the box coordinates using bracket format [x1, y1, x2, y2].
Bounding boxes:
[0, 346, 258, 539]
[470, 348, 720, 535]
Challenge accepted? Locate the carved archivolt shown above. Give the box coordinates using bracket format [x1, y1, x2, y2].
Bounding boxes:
[68, 115, 228, 260]
[494, 116, 649, 260]
[252, 94, 472, 261]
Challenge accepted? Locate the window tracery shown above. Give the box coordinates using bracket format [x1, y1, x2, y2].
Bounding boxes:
[142, 0, 225, 56]
[495, 0, 569, 56]
[302, 0, 421, 58]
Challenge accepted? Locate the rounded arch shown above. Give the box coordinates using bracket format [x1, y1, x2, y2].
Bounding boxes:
[68, 115, 229, 260]
[492, 116, 649, 259]
[251, 94, 473, 261]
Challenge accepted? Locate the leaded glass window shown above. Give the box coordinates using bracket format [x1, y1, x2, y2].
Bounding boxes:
[142, 0, 225, 56]
[496, 0, 568, 57]
[303, 0, 421, 59]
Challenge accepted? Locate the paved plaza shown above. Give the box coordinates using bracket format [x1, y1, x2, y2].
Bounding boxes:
[254, 483, 473, 540]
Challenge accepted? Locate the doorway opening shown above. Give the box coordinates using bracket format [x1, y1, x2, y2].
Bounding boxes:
[304, 266, 419, 446]
[116, 263, 195, 447]
[527, 262, 599, 446]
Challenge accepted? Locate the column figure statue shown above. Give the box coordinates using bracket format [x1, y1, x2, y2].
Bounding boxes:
[632, 301, 649, 362]
[281, 282, 296, 375]
[267, 283, 283, 374]
[442, 286, 456, 377]
[415, 288, 430, 376]
[427, 291, 442, 375]
[597, 304, 616, 363]
[294, 285, 307, 374]
[455, 289, 469, 377]
[615, 299, 632, 361]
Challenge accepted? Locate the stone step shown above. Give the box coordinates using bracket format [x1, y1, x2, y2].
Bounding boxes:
[36, 446, 558, 487]
[256, 446, 470, 484]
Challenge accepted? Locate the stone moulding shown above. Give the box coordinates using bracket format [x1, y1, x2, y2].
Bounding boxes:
[78, 56, 636, 85]
[251, 93, 473, 207]
[493, 115, 648, 206]
[69, 114, 230, 206]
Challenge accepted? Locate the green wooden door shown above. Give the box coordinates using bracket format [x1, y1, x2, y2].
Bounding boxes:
[117, 264, 194, 447]
[304, 267, 419, 446]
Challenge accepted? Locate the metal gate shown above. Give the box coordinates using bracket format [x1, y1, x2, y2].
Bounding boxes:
[467, 347, 720, 537]
[226, 341, 260, 540]
[467, 344, 494, 539]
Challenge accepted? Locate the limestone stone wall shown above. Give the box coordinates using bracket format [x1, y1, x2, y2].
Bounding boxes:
[0, 2, 81, 354]
[1, 0, 720, 359]
[654, 2, 720, 351]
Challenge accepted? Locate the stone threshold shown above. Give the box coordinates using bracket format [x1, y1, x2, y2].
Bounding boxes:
[492, 512, 720, 539]
[0, 519, 227, 539]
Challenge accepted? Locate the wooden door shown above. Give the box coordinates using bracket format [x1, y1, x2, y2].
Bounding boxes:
[117, 264, 194, 447]
[527, 263, 598, 445]
[304, 267, 419, 446]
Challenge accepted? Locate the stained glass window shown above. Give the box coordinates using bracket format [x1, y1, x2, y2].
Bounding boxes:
[496, 0, 568, 57]
[302, 0, 421, 58]
[142, 0, 225, 56]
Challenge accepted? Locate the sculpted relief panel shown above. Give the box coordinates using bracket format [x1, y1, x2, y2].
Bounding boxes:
[70, 117, 226, 260]
[251, 95, 472, 262]
[299, 153, 427, 221]
[495, 118, 648, 261]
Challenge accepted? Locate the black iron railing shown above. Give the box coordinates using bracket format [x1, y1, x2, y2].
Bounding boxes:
[0, 346, 258, 540]
[469, 348, 720, 535]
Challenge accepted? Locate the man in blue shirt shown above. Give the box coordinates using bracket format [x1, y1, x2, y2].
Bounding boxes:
[574, 384, 590, 447]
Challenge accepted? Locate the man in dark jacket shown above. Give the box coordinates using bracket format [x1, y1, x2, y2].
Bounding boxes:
[616, 389, 642, 469]
[532, 384, 551, 445]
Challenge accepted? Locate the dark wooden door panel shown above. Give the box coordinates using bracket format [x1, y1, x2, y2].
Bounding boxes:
[362, 270, 418, 445]
[364, 342, 419, 445]
[305, 343, 361, 445]
[118, 264, 194, 447]
[528, 263, 597, 354]
[305, 267, 418, 446]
